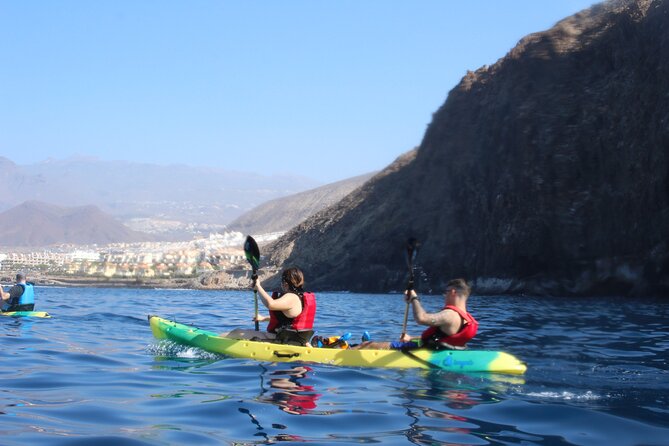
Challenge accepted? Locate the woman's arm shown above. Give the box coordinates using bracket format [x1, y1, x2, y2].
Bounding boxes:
[255, 281, 272, 305]
[255, 282, 299, 312]
[0, 286, 9, 302]
[264, 293, 300, 312]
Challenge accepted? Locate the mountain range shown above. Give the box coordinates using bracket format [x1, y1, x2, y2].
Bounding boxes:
[0, 201, 154, 247]
[0, 157, 377, 246]
[0, 156, 322, 228]
[265, 0, 669, 297]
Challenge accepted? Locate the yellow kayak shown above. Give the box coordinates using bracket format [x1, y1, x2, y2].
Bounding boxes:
[149, 315, 526, 374]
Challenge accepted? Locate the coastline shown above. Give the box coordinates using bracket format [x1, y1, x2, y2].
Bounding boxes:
[3, 269, 276, 291]
[33, 275, 198, 289]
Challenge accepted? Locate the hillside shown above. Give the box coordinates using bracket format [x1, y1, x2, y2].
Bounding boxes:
[228, 172, 375, 235]
[265, 0, 669, 296]
[0, 201, 154, 247]
[0, 156, 321, 229]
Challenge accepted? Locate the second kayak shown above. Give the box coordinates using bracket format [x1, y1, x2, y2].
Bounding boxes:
[0, 311, 51, 318]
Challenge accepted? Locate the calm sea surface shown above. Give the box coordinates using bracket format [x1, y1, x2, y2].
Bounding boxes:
[1, 287, 668, 445]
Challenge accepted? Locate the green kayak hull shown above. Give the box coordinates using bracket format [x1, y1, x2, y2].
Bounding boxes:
[0, 311, 51, 318]
[149, 315, 526, 374]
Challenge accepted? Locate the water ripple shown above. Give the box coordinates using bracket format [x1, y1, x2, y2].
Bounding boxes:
[1, 289, 668, 445]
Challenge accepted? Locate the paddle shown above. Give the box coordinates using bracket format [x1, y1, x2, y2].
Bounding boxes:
[244, 235, 261, 331]
[400, 237, 419, 340]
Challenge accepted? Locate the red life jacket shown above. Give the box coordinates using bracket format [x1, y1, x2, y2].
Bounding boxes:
[420, 305, 478, 348]
[267, 291, 316, 333]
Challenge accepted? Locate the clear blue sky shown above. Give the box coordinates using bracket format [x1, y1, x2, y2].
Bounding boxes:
[1, 0, 596, 183]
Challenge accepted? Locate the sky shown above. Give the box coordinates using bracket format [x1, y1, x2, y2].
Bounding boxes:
[1, 0, 597, 183]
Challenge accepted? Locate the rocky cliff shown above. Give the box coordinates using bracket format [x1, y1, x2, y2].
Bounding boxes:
[265, 0, 669, 296]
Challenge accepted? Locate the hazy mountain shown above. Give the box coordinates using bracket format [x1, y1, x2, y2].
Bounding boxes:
[0, 201, 155, 247]
[0, 156, 322, 227]
[265, 0, 669, 297]
[228, 172, 376, 235]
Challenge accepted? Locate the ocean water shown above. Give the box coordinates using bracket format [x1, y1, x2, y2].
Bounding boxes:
[1, 287, 668, 445]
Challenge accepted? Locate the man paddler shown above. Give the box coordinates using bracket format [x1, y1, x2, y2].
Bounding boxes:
[354, 278, 477, 350]
[0, 272, 36, 312]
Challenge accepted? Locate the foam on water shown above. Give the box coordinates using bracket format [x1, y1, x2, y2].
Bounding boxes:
[525, 390, 604, 401]
[146, 339, 222, 360]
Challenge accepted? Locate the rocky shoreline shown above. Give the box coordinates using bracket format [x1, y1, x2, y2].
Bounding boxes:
[8, 270, 279, 292]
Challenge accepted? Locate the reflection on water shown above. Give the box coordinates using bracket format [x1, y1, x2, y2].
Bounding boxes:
[237, 407, 307, 443]
[263, 366, 321, 415]
[1, 317, 39, 336]
[228, 363, 522, 445]
[396, 371, 514, 445]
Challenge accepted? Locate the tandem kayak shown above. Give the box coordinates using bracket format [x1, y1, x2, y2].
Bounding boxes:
[148, 315, 527, 374]
[0, 311, 51, 318]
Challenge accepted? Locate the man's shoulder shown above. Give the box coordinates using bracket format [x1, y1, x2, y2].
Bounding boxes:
[439, 306, 466, 321]
[439, 306, 459, 314]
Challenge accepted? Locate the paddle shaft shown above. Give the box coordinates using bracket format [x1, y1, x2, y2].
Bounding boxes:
[400, 286, 413, 339]
[401, 240, 417, 339]
[252, 271, 259, 331]
[401, 307, 410, 339]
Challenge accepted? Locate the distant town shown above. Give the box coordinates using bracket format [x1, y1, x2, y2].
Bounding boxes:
[0, 231, 283, 284]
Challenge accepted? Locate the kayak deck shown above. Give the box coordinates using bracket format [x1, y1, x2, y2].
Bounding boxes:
[149, 315, 526, 374]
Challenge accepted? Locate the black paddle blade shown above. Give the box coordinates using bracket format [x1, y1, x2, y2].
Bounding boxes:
[406, 237, 419, 291]
[244, 235, 260, 271]
[406, 237, 418, 268]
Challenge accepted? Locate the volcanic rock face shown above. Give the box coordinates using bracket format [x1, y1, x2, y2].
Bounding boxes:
[266, 0, 669, 296]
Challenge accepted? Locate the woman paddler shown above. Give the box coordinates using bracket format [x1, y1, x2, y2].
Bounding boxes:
[225, 267, 317, 346]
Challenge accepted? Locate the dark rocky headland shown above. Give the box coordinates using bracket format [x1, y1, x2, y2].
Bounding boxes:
[265, 0, 669, 297]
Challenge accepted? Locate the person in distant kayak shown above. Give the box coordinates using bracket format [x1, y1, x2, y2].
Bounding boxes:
[354, 278, 477, 350]
[225, 267, 316, 346]
[0, 272, 36, 312]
